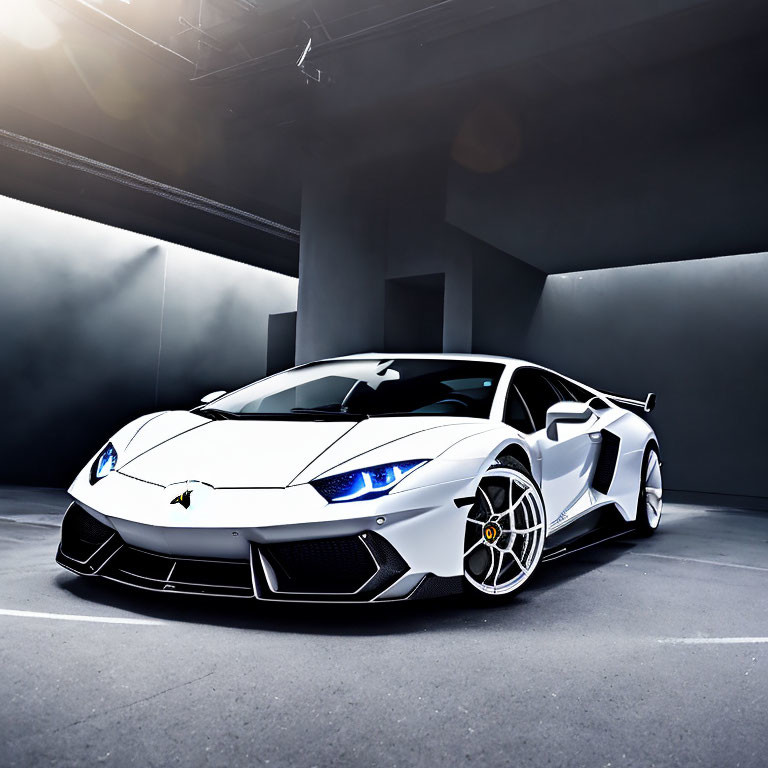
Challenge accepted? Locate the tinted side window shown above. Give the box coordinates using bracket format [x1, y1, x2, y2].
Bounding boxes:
[513, 368, 561, 431]
[504, 385, 533, 432]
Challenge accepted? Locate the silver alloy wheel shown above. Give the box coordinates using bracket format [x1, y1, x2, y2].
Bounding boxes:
[463, 467, 546, 595]
[644, 449, 663, 529]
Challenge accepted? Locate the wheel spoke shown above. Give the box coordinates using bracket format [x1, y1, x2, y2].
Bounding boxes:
[511, 488, 533, 512]
[510, 549, 529, 576]
[511, 523, 543, 535]
[493, 550, 506, 587]
[477, 488, 494, 522]
[464, 538, 485, 558]
[646, 452, 659, 480]
[483, 548, 497, 581]
[506, 476, 517, 515]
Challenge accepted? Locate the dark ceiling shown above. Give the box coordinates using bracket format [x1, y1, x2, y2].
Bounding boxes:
[2, 0, 768, 275]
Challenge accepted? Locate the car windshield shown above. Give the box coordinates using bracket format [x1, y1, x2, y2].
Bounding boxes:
[203, 359, 505, 420]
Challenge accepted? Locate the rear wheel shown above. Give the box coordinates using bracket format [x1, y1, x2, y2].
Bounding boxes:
[463, 457, 546, 599]
[635, 446, 662, 536]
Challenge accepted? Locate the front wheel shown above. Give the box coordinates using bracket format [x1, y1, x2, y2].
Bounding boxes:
[635, 446, 663, 536]
[463, 457, 546, 599]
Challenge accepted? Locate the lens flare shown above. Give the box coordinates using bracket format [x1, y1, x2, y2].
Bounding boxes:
[0, 0, 60, 50]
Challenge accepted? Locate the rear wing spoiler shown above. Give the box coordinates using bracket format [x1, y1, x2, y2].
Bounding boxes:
[600, 391, 656, 413]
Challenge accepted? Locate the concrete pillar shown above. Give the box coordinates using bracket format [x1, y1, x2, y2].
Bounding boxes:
[296, 149, 478, 362]
[381, 153, 474, 353]
[266, 311, 297, 374]
[295, 162, 388, 364]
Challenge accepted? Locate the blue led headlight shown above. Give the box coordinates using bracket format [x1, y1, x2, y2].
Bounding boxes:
[311, 460, 428, 503]
[89, 442, 118, 485]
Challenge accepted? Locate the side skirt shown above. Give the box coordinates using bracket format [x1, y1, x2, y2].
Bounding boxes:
[542, 504, 630, 562]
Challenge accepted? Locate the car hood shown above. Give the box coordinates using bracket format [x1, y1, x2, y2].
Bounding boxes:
[116, 411, 489, 489]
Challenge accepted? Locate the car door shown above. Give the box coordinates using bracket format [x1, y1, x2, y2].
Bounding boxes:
[512, 368, 600, 526]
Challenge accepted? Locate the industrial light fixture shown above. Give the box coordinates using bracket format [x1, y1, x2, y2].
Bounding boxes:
[296, 36, 325, 84]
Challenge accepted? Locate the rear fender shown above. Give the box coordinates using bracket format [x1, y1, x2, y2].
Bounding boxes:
[603, 413, 659, 521]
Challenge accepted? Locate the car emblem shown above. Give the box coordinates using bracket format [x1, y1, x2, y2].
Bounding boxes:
[170, 489, 192, 509]
[483, 522, 501, 543]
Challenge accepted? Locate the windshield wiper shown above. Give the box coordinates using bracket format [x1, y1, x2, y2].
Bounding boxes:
[290, 408, 368, 419]
[198, 408, 234, 420]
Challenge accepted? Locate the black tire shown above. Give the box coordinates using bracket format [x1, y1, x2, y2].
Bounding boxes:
[634, 446, 663, 537]
[462, 456, 547, 603]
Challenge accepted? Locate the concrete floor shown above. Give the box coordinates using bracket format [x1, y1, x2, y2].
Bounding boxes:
[0, 488, 766, 768]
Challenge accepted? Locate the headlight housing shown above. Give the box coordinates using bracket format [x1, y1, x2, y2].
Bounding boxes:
[310, 460, 428, 503]
[89, 443, 118, 485]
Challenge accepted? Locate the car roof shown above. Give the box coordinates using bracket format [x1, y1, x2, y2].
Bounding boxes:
[323, 353, 603, 400]
[326, 352, 531, 368]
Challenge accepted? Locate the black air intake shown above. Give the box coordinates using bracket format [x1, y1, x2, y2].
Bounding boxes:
[60, 504, 115, 562]
[409, 575, 464, 600]
[255, 532, 409, 601]
[592, 430, 621, 494]
[262, 535, 377, 593]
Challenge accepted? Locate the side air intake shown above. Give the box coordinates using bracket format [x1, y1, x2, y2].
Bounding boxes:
[592, 430, 620, 494]
[57, 503, 122, 574]
[60, 504, 115, 562]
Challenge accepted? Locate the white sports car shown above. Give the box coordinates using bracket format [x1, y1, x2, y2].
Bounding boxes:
[57, 354, 662, 602]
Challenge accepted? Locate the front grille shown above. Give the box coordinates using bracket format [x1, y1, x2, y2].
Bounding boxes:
[100, 546, 253, 598]
[592, 430, 621, 494]
[262, 535, 378, 593]
[255, 532, 410, 601]
[60, 504, 115, 562]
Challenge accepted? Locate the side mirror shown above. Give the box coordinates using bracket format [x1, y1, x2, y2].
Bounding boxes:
[545, 401, 593, 441]
[200, 390, 227, 404]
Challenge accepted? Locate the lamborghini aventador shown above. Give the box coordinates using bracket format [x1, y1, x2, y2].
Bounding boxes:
[56, 354, 662, 602]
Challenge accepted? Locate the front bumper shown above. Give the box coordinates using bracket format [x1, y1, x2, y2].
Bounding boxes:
[56, 486, 469, 602]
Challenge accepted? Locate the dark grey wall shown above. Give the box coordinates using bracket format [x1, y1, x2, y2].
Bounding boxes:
[0, 195, 297, 487]
[472, 251, 768, 500]
[446, 42, 768, 274]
